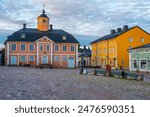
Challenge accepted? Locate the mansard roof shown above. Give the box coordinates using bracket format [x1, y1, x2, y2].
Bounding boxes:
[5, 28, 79, 44]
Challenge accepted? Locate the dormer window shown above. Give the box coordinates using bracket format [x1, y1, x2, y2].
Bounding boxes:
[62, 35, 66, 40]
[141, 38, 144, 42]
[129, 37, 133, 42]
[21, 33, 26, 39]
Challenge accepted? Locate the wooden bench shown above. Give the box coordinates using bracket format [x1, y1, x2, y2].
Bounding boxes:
[126, 73, 138, 80]
[94, 70, 106, 76]
[38, 64, 53, 69]
[111, 71, 122, 77]
[24, 64, 31, 67]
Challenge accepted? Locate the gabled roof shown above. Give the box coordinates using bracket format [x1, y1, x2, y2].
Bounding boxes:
[5, 28, 79, 44]
[129, 43, 150, 50]
[90, 26, 150, 44]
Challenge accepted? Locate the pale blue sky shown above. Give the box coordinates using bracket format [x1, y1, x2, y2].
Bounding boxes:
[0, 0, 150, 45]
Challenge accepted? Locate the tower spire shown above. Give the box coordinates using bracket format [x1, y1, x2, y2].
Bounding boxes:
[42, 4, 45, 14]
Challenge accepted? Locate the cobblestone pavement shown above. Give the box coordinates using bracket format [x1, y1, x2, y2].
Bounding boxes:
[0, 66, 150, 100]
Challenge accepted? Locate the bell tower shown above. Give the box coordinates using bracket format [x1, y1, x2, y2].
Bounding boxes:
[37, 6, 49, 31]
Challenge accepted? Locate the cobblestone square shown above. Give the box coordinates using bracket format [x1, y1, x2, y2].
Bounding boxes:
[0, 66, 150, 100]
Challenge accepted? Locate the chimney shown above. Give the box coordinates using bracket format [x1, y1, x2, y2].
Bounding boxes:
[23, 23, 26, 29]
[123, 25, 128, 31]
[111, 29, 116, 34]
[50, 24, 53, 30]
[117, 28, 122, 33]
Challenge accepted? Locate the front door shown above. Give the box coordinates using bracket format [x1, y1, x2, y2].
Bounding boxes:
[68, 57, 75, 68]
[42, 56, 48, 64]
[132, 59, 138, 71]
[11, 56, 17, 65]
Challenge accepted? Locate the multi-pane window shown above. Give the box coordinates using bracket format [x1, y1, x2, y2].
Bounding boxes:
[63, 45, 67, 51]
[46, 44, 50, 51]
[70, 45, 75, 52]
[20, 56, 26, 62]
[62, 56, 67, 61]
[11, 44, 16, 51]
[140, 60, 147, 69]
[40, 44, 43, 51]
[29, 56, 34, 61]
[30, 44, 34, 51]
[55, 45, 59, 51]
[21, 44, 26, 51]
[54, 56, 60, 61]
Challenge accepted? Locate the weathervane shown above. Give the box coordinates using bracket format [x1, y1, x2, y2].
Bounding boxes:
[42, 4, 45, 14]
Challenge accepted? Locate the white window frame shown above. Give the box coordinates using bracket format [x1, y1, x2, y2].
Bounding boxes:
[29, 56, 34, 62]
[54, 45, 59, 51]
[20, 56, 26, 62]
[30, 44, 34, 51]
[21, 33, 26, 39]
[62, 35, 66, 40]
[46, 44, 50, 51]
[139, 58, 147, 70]
[54, 56, 60, 61]
[20, 44, 26, 51]
[62, 45, 67, 51]
[140, 38, 144, 42]
[62, 56, 67, 61]
[70, 45, 75, 52]
[40, 44, 43, 51]
[129, 37, 133, 42]
[11, 44, 16, 51]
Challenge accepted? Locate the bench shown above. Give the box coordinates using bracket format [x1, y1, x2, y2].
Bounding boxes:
[94, 70, 106, 76]
[111, 71, 122, 77]
[38, 64, 53, 69]
[24, 64, 31, 67]
[126, 73, 139, 80]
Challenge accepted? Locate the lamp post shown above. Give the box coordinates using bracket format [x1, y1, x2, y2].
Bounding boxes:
[81, 49, 85, 74]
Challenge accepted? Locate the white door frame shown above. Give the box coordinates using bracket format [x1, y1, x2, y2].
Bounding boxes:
[41, 55, 48, 64]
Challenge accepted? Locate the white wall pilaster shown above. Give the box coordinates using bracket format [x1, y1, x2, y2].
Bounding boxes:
[36, 43, 39, 66]
[129, 52, 132, 71]
[76, 44, 78, 67]
[7, 43, 10, 65]
[51, 43, 53, 64]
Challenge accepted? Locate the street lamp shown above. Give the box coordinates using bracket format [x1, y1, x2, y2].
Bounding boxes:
[81, 49, 85, 74]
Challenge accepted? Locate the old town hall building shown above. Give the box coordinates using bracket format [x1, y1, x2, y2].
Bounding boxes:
[5, 8, 79, 68]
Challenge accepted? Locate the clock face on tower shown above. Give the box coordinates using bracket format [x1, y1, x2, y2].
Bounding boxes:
[43, 19, 46, 23]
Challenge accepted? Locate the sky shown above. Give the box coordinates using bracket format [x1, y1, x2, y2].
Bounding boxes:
[1, 0, 150, 45]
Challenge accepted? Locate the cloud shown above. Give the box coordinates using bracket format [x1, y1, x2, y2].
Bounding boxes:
[1, 0, 150, 45]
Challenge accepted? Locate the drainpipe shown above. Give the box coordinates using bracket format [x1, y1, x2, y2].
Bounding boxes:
[106, 39, 109, 65]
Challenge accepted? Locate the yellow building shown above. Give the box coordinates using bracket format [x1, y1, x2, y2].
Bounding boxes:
[91, 25, 150, 69]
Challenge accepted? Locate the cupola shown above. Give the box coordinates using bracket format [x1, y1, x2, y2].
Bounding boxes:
[37, 6, 50, 31]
